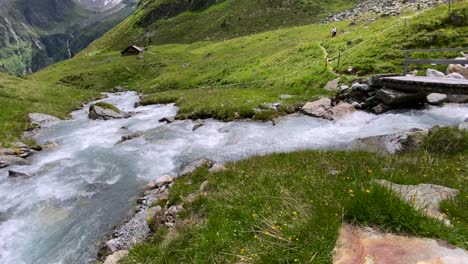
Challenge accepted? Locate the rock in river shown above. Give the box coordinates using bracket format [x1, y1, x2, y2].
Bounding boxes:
[0, 155, 31, 168]
[8, 170, 31, 178]
[88, 104, 130, 120]
[301, 98, 332, 119]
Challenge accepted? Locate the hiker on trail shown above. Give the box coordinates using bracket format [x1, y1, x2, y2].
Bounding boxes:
[331, 27, 337, 37]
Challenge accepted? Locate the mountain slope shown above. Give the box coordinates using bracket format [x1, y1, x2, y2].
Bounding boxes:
[0, 0, 137, 75]
[82, 0, 364, 54]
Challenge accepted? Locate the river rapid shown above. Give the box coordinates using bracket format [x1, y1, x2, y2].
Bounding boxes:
[0, 92, 467, 263]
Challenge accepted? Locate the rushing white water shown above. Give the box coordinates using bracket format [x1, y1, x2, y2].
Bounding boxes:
[0, 92, 467, 264]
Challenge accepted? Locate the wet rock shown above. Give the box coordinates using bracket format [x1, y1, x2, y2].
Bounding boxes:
[372, 103, 389, 114]
[42, 141, 59, 150]
[154, 175, 173, 187]
[178, 158, 214, 176]
[324, 78, 340, 91]
[159, 117, 175, 124]
[375, 179, 459, 225]
[301, 98, 332, 119]
[333, 224, 468, 264]
[376, 88, 426, 105]
[0, 155, 31, 168]
[427, 93, 448, 105]
[355, 129, 428, 154]
[192, 123, 204, 131]
[447, 64, 468, 79]
[28, 113, 61, 128]
[445, 72, 465, 79]
[103, 250, 128, 264]
[426, 68, 445, 78]
[117, 131, 143, 144]
[8, 170, 31, 178]
[112, 86, 125, 93]
[447, 94, 468, 104]
[329, 103, 356, 120]
[88, 104, 130, 120]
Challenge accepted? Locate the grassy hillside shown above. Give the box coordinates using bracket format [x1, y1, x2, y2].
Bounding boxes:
[2, 2, 466, 144]
[0, 73, 99, 145]
[122, 137, 468, 263]
[82, 0, 363, 54]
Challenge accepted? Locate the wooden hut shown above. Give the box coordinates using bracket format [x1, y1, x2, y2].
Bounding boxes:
[120, 45, 144, 56]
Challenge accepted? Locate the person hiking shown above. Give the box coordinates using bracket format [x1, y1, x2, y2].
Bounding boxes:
[331, 27, 337, 37]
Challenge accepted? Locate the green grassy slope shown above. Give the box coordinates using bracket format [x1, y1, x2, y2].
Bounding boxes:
[81, 0, 363, 54]
[122, 134, 468, 263]
[0, 73, 99, 145]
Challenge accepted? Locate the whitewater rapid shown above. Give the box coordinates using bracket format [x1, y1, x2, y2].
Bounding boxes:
[0, 92, 467, 263]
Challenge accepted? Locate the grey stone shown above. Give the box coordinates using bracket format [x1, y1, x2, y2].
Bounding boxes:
[427, 93, 448, 105]
[376, 88, 426, 105]
[88, 104, 129, 120]
[372, 103, 389, 114]
[375, 179, 459, 225]
[209, 163, 227, 173]
[324, 78, 340, 91]
[192, 123, 204, 131]
[329, 103, 356, 120]
[356, 129, 428, 155]
[28, 113, 61, 128]
[103, 250, 129, 264]
[445, 73, 465, 79]
[447, 64, 468, 79]
[426, 69, 445, 78]
[159, 117, 175, 124]
[301, 98, 332, 119]
[0, 155, 31, 168]
[117, 131, 144, 144]
[154, 175, 173, 187]
[8, 170, 31, 178]
[446, 94, 468, 104]
[0, 148, 15, 156]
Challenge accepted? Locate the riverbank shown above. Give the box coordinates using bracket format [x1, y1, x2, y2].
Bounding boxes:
[120, 137, 468, 263]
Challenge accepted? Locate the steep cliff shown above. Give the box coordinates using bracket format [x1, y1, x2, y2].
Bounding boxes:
[0, 0, 137, 74]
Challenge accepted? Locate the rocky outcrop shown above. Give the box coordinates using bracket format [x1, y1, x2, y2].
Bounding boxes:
[88, 104, 130, 120]
[301, 98, 332, 119]
[0, 155, 31, 168]
[375, 179, 459, 225]
[355, 128, 428, 154]
[333, 224, 468, 264]
[322, 0, 445, 23]
[28, 113, 61, 128]
[376, 88, 426, 105]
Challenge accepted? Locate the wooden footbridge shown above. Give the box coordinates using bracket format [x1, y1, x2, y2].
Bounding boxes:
[381, 47, 468, 95]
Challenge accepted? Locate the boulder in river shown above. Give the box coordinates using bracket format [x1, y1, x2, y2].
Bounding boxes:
[88, 103, 130, 120]
[8, 170, 31, 178]
[426, 68, 445, 78]
[355, 129, 428, 154]
[376, 88, 426, 105]
[447, 94, 468, 104]
[0, 155, 31, 168]
[333, 224, 468, 264]
[427, 93, 448, 105]
[447, 64, 468, 79]
[159, 117, 175, 124]
[28, 113, 61, 128]
[192, 122, 204, 131]
[301, 98, 332, 119]
[328, 103, 356, 120]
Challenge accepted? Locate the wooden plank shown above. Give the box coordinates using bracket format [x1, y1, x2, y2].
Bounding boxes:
[406, 59, 468, 65]
[401, 47, 468, 53]
[381, 76, 468, 95]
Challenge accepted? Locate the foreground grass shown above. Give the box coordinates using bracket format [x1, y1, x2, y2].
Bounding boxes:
[122, 144, 467, 263]
[123, 129, 468, 263]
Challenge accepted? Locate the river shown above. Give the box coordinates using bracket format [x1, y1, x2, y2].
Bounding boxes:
[0, 92, 467, 263]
